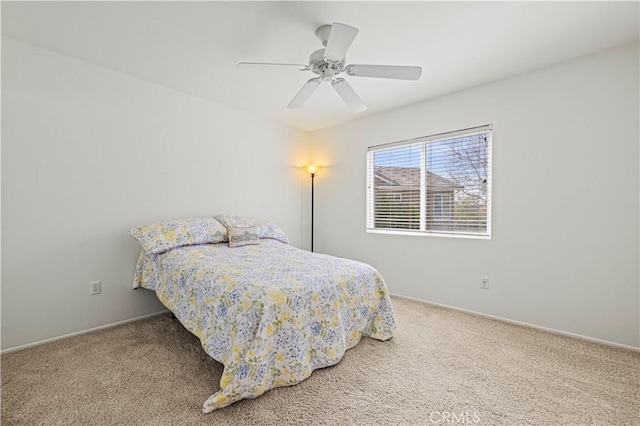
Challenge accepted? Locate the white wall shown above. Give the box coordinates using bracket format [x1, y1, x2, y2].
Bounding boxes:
[310, 43, 640, 348]
[1, 38, 310, 350]
[3, 37, 638, 351]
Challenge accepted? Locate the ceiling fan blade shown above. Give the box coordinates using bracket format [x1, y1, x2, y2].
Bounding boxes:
[324, 23, 359, 63]
[237, 62, 309, 71]
[345, 64, 422, 80]
[287, 78, 322, 109]
[331, 78, 367, 113]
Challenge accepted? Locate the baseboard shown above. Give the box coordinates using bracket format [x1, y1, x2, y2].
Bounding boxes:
[4, 297, 637, 354]
[390, 293, 640, 352]
[1, 310, 170, 355]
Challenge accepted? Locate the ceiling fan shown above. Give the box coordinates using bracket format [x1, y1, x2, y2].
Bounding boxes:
[237, 23, 422, 113]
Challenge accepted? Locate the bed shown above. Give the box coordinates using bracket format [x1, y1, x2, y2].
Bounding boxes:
[130, 216, 395, 413]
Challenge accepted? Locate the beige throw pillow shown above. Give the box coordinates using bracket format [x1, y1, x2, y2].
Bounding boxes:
[228, 227, 260, 248]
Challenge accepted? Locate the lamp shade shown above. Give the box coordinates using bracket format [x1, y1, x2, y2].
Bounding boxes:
[303, 165, 322, 175]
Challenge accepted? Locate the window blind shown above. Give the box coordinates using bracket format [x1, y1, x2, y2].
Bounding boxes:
[366, 125, 492, 238]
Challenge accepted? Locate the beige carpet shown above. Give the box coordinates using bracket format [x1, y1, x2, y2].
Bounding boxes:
[2, 296, 638, 425]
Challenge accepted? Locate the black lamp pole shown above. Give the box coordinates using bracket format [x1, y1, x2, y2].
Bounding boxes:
[310, 172, 315, 252]
[304, 165, 321, 252]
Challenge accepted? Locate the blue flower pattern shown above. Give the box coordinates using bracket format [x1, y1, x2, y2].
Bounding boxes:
[133, 238, 395, 413]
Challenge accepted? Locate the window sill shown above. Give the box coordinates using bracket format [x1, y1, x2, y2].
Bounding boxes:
[366, 229, 491, 240]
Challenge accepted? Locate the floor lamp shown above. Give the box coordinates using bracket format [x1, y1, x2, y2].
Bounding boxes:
[303, 165, 322, 252]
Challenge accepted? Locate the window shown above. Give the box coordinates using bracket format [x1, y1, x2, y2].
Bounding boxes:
[433, 194, 452, 221]
[366, 125, 492, 238]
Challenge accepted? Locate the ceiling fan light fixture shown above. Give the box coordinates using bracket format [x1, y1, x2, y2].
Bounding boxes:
[320, 68, 336, 81]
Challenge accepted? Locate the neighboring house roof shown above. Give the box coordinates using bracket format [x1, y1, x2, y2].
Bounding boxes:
[374, 166, 462, 190]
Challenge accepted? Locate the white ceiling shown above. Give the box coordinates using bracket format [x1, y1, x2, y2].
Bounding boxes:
[2, 1, 638, 132]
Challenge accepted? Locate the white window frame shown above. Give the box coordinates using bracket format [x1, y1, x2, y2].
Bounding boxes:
[366, 125, 492, 240]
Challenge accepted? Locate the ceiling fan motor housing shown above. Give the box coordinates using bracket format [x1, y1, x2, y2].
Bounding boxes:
[309, 49, 345, 81]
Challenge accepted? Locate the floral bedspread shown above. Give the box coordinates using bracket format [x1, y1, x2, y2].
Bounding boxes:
[133, 239, 396, 413]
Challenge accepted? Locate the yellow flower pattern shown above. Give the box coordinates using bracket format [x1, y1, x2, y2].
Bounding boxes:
[129, 217, 227, 254]
[134, 239, 395, 413]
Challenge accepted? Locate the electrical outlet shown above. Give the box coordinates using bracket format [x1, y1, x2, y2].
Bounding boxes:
[90, 281, 102, 295]
[480, 277, 489, 289]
